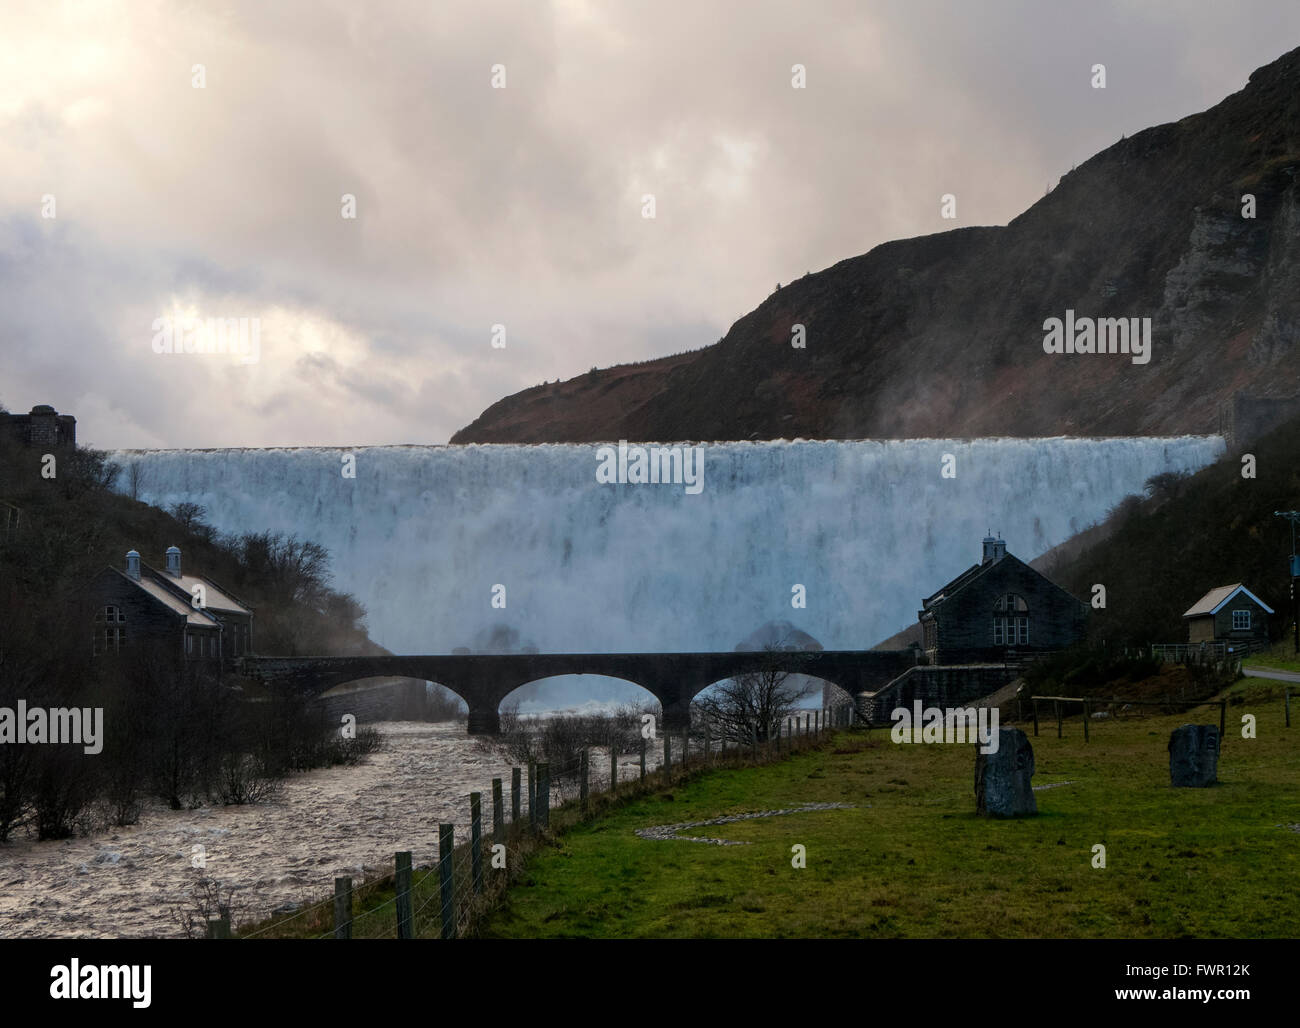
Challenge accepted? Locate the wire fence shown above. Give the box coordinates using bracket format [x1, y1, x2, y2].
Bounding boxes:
[206, 703, 857, 940]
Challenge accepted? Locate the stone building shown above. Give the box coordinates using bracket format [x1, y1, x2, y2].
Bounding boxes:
[86, 547, 253, 667]
[1182, 583, 1272, 645]
[0, 404, 76, 448]
[917, 535, 1088, 664]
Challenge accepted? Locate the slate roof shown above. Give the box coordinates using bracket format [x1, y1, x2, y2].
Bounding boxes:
[1183, 583, 1274, 618]
[922, 554, 1005, 611]
[100, 567, 223, 627]
[158, 571, 251, 615]
[920, 551, 1083, 615]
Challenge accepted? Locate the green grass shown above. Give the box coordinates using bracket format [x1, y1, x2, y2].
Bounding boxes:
[1242, 639, 1300, 674]
[480, 697, 1299, 938]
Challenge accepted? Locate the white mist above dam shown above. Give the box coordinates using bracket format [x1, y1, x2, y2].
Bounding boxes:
[111, 438, 1223, 707]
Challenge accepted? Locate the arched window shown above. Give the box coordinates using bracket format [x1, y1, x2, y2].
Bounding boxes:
[992, 593, 1029, 646]
[93, 605, 126, 655]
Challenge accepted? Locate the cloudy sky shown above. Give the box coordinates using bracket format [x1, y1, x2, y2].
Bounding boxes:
[3, 0, 1298, 449]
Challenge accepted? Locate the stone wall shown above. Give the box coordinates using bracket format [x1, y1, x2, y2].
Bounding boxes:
[1220, 392, 1300, 449]
[1, 405, 77, 448]
[855, 664, 1019, 724]
[928, 556, 1087, 663]
[316, 678, 434, 724]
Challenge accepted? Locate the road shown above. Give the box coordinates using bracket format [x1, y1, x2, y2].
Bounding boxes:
[1241, 665, 1300, 683]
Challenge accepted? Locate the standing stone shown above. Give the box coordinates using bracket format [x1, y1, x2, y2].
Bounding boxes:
[1168, 724, 1219, 787]
[974, 727, 1037, 818]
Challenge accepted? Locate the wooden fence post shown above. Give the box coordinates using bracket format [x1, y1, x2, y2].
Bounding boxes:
[511, 767, 522, 824]
[528, 762, 536, 830]
[610, 746, 617, 793]
[395, 851, 413, 939]
[704, 722, 711, 762]
[640, 736, 646, 780]
[664, 734, 672, 771]
[681, 732, 688, 768]
[538, 763, 550, 829]
[470, 792, 484, 896]
[438, 824, 455, 940]
[1083, 699, 1090, 743]
[1286, 688, 1291, 728]
[1055, 700, 1062, 739]
[1219, 700, 1226, 743]
[492, 778, 505, 844]
[206, 916, 231, 939]
[580, 748, 589, 811]
[1032, 698, 1039, 736]
[333, 876, 352, 940]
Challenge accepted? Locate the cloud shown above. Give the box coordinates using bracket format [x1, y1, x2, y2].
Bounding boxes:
[2, 0, 1297, 446]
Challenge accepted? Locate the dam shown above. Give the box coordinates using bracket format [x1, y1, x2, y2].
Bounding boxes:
[110, 437, 1224, 708]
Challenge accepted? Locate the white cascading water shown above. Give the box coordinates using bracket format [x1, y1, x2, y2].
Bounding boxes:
[110, 437, 1223, 707]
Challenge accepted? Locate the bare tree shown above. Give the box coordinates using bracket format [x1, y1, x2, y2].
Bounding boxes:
[168, 501, 207, 532]
[127, 461, 145, 501]
[693, 646, 812, 744]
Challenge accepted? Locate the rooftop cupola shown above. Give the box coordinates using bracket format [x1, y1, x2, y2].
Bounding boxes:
[125, 549, 141, 581]
[981, 533, 1006, 565]
[165, 546, 182, 577]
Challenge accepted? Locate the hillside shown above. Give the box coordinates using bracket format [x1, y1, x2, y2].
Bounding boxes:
[0, 414, 377, 660]
[1045, 409, 1300, 648]
[454, 46, 1300, 444]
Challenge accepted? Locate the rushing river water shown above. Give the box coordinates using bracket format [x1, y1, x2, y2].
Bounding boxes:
[0, 721, 652, 939]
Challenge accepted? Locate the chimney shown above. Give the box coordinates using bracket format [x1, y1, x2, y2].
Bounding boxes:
[165, 546, 182, 577]
[981, 533, 1006, 565]
[126, 549, 141, 581]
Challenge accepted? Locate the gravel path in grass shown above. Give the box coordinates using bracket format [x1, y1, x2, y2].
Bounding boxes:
[634, 802, 857, 845]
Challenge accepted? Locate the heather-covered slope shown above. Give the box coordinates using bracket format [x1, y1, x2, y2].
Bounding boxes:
[455, 46, 1300, 444]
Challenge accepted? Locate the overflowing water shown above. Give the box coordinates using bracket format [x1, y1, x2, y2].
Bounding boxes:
[1, 436, 1228, 936]
[109, 437, 1224, 707]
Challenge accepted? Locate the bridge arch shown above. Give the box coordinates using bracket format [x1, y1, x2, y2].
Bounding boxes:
[499, 674, 661, 711]
[236, 648, 916, 735]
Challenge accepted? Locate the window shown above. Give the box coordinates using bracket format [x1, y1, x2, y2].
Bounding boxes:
[1232, 609, 1251, 631]
[993, 594, 1029, 646]
[186, 633, 193, 656]
[93, 605, 126, 655]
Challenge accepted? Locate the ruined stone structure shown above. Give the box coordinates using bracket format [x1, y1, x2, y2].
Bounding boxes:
[1219, 391, 1300, 450]
[0, 404, 76, 448]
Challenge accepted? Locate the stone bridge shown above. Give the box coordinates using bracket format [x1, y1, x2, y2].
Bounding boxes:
[236, 650, 917, 734]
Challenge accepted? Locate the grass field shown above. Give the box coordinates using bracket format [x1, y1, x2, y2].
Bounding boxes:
[1243, 639, 1300, 675]
[480, 686, 1299, 939]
